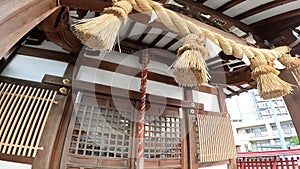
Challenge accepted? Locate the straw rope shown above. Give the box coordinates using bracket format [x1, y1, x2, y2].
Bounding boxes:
[125, 0, 297, 99]
[249, 51, 293, 100]
[74, 1, 133, 51]
[278, 54, 300, 86]
[127, 0, 291, 61]
[173, 34, 209, 86]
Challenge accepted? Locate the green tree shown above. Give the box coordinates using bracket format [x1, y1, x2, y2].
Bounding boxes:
[289, 136, 300, 145]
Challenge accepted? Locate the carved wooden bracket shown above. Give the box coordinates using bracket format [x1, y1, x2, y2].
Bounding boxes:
[38, 7, 83, 54]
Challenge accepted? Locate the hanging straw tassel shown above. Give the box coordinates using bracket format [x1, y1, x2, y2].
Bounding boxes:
[74, 1, 133, 51]
[173, 34, 209, 86]
[250, 51, 294, 100]
[278, 54, 300, 86]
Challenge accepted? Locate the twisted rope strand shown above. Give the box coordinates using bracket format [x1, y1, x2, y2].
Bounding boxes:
[128, 0, 290, 61]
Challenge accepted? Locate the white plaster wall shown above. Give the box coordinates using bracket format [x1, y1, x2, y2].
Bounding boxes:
[79, 51, 221, 111]
[1, 54, 68, 82]
[0, 160, 31, 169]
[192, 90, 220, 112]
[76, 66, 184, 100]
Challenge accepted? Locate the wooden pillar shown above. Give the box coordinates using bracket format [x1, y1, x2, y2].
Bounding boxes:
[279, 71, 300, 138]
[183, 88, 199, 169]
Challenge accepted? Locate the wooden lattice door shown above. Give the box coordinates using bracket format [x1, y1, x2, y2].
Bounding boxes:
[142, 102, 184, 169]
[62, 91, 188, 169]
[62, 92, 135, 169]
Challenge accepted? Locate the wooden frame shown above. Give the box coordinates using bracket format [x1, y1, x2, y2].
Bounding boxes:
[0, 76, 69, 169]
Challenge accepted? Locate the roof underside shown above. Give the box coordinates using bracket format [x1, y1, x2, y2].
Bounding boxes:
[8, 0, 300, 97]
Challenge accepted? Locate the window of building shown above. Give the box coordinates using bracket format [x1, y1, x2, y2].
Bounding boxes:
[252, 141, 271, 152]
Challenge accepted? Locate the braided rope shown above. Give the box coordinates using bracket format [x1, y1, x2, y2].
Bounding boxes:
[127, 0, 290, 61]
[138, 50, 148, 161]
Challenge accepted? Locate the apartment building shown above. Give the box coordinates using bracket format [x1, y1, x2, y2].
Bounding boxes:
[227, 89, 298, 152]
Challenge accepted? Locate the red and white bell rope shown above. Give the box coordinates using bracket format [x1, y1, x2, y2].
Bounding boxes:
[137, 49, 148, 168]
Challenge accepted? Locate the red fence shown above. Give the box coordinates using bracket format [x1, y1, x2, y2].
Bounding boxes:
[237, 149, 300, 169]
[237, 157, 300, 169]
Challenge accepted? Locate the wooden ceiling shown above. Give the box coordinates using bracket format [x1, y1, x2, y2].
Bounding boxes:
[22, 0, 300, 97]
[169, 0, 300, 53]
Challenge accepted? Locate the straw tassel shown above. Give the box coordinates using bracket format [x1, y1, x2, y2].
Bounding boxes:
[173, 34, 210, 86]
[74, 1, 133, 51]
[250, 52, 294, 100]
[278, 54, 300, 86]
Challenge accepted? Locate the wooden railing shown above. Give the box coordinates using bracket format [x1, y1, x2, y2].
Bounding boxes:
[237, 149, 300, 169]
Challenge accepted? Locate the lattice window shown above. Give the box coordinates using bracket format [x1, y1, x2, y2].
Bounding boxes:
[144, 114, 182, 159]
[69, 101, 133, 159]
[0, 82, 57, 157]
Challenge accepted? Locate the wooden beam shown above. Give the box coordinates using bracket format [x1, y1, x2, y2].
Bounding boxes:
[59, 0, 249, 46]
[60, 0, 112, 12]
[234, 0, 296, 20]
[196, 0, 208, 3]
[163, 35, 181, 50]
[122, 21, 136, 39]
[137, 26, 152, 42]
[251, 9, 300, 28]
[0, 0, 58, 59]
[255, 15, 300, 42]
[174, 0, 256, 33]
[149, 31, 168, 47]
[73, 79, 204, 109]
[216, 0, 246, 13]
[17, 46, 77, 63]
[209, 66, 253, 85]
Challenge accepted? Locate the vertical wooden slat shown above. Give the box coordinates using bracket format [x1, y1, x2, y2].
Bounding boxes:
[0, 81, 57, 158]
[32, 91, 57, 157]
[18, 88, 44, 156]
[23, 89, 48, 156]
[0, 83, 10, 112]
[0, 82, 4, 103]
[11, 87, 35, 155]
[6, 86, 29, 154]
[0, 84, 15, 127]
[0, 85, 19, 151]
[28, 90, 52, 156]
[2, 86, 25, 154]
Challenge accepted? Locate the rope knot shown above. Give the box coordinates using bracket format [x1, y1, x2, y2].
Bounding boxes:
[251, 65, 279, 80]
[104, 1, 133, 22]
[278, 54, 300, 71]
[177, 34, 207, 58]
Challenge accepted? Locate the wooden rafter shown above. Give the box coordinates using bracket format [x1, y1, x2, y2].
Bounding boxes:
[59, 0, 112, 12]
[137, 26, 152, 42]
[197, 0, 208, 3]
[162, 35, 181, 50]
[257, 15, 300, 42]
[251, 9, 300, 28]
[17, 46, 76, 63]
[148, 31, 168, 47]
[234, 0, 296, 20]
[216, 0, 246, 13]
[122, 21, 136, 39]
[174, 0, 256, 33]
